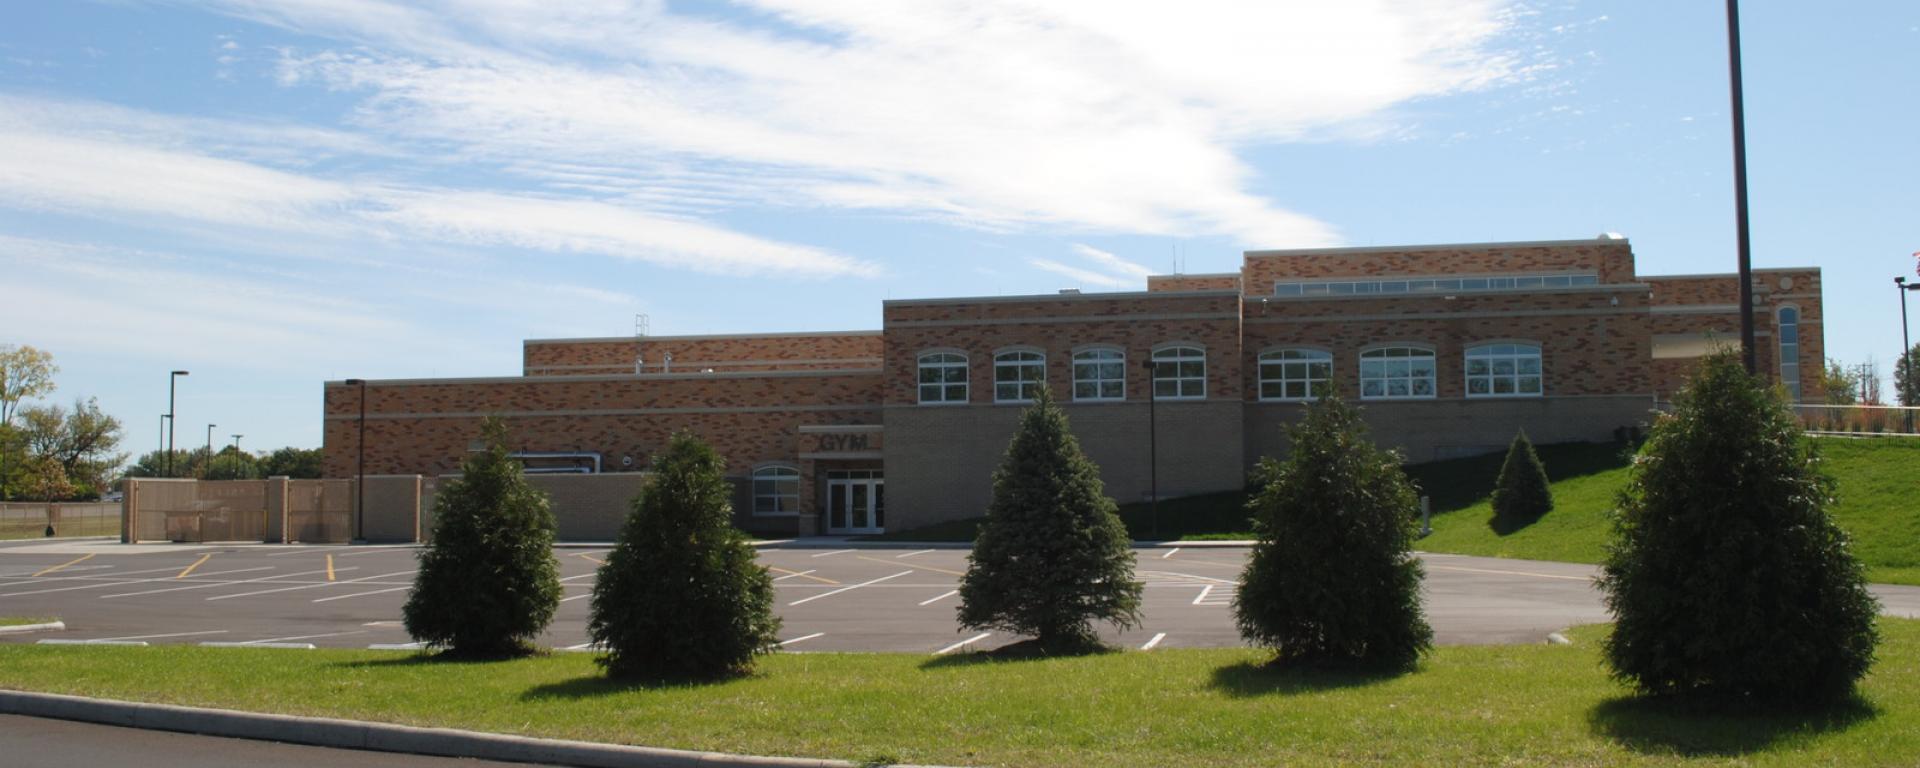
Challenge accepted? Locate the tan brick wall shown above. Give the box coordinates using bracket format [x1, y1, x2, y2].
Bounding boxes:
[1148, 273, 1241, 292]
[1242, 240, 1637, 296]
[1246, 396, 1653, 465]
[523, 332, 883, 376]
[1643, 268, 1823, 401]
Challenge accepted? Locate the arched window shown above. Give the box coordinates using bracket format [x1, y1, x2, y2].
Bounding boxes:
[1465, 343, 1543, 398]
[916, 352, 968, 404]
[1359, 346, 1436, 400]
[1072, 348, 1125, 401]
[1778, 307, 1801, 402]
[993, 350, 1045, 403]
[1151, 346, 1206, 399]
[1258, 349, 1332, 401]
[751, 465, 800, 516]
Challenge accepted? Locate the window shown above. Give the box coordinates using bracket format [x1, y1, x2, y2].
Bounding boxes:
[1258, 349, 1332, 401]
[1275, 273, 1597, 297]
[1151, 346, 1206, 399]
[1359, 346, 1436, 399]
[1465, 343, 1543, 398]
[1072, 348, 1125, 401]
[994, 350, 1045, 403]
[1778, 307, 1801, 401]
[917, 352, 968, 404]
[751, 465, 800, 516]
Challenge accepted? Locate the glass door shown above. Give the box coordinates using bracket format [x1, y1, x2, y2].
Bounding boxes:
[825, 471, 884, 534]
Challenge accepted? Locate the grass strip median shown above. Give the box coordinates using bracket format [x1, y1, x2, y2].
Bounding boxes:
[0, 617, 57, 627]
[1, 620, 1917, 767]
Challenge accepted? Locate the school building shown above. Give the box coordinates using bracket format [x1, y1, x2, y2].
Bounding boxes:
[321, 237, 1823, 537]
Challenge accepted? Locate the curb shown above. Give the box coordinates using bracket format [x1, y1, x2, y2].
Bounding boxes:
[0, 621, 66, 635]
[0, 690, 963, 768]
[752, 540, 1255, 550]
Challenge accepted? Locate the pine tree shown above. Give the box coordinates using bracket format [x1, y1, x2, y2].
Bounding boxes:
[1235, 392, 1431, 668]
[1490, 429, 1553, 529]
[589, 431, 779, 680]
[1601, 350, 1878, 702]
[957, 387, 1141, 653]
[402, 417, 561, 657]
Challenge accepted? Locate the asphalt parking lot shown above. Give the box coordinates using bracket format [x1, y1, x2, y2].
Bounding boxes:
[3, 539, 1916, 653]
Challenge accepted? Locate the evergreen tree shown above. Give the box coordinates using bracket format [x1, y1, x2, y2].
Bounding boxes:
[1600, 351, 1878, 702]
[589, 432, 779, 680]
[1490, 429, 1553, 528]
[402, 417, 561, 657]
[958, 387, 1141, 652]
[1235, 392, 1431, 668]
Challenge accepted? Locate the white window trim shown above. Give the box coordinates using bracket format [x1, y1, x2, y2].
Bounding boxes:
[1358, 343, 1438, 401]
[916, 350, 969, 405]
[1150, 344, 1207, 401]
[992, 348, 1046, 404]
[1256, 347, 1334, 402]
[750, 464, 801, 517]
[1463, 341, 1544, 399]
[1071, 346, 1127, 402]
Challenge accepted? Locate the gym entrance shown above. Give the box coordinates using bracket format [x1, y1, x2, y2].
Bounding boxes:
[825, 470, 884, 534]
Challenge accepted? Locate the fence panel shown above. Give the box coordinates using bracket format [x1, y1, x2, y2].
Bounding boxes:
[127, 480, 270, 543]
[1, 502, 120, 539]
[288, 479, 353, 543]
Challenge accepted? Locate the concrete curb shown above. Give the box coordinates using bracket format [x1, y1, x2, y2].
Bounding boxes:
[0, 690, 964, 768]
[752, 539, 1254, 550]
[0, 621, 66, 635]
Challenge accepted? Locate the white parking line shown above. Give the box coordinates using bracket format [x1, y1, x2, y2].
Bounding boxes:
[808, 549, 854, 558]
[336, 548, 420, 557]
[313, 586, 410, 603]
[779, 632, 825, 647]
[773, 569, 818, 582]
[788, 570, 912, 606]
[560, 573, 596, 583]
[369, 641, 427, 650]
[1192, 584, 1214, 605]
[918, 589, 958, 606]
[895, 549, 935, 559]
[241, 631, 366, 645]
[561, 593, 593, 603]
[209, 569, 411, 601]
[86, 630, 229, 642]
[101, 568, 334, 599]
[47, 567, 277, 600]
[936, 633, 991, 655]
[0, 564, 216, 597]
[1146, 570, 1236, 584]
[1162, 548, 1180, 559]
[1141, 632, 1166, 650]
[1426, 564, 1594, 582]
[563, 641, 604, 651]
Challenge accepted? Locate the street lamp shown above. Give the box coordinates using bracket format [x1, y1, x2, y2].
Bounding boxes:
[166, 371, 188, 476]
[344, 379, 368, 543]
[1140, 358, 1159, 540]
[204, 424, 217, 479]
[231, 434, 243, 479]
[1897, 276, 1918, 428]
[1726, 0, 1757, 373]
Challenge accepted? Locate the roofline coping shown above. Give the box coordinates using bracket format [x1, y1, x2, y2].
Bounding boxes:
[1243, 237, 1631, 258]
[1641, 267, 1822, 280]
[1146, 272, 1240, 279]
[883, 288, 1241, 307]
[523, 330, 882, 345]
[326, 368, 884, 388]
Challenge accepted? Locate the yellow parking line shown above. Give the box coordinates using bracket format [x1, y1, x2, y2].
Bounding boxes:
[857, 555, 964, 577]
[576, 553, 607, 565]
[32, 553, 94, 577]
[768, 565, 840, 585]
[326, 554, 336, 582]
[176, 553, 212, 579]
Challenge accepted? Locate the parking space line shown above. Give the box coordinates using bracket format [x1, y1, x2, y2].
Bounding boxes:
[808, 549, 853, 558]
[1192, 584, 1214, 605]
[560, 573, 596, 583]
[31, 553, 95, 577]
[918, 589, 958, 606]
[779, 632, 825, 647]
[1427, 564, 1593, 582]
[788, 570, 912, 606]
[895, 549, 935, 559]
[936, 633, 991, 655]
[857, 555, 964, 576]
[102, 567, 338, 599]
[1146, 570, 1236, 584]
[17, 567, 272, 599]
[1161, 548, 1180, 559]
[326, 554, 336, 581]
[313, 586, 409, 603]
[369, 642, 426, 650]
[0, 564, 216, 597]
[243, 630, 366, 645]
[576, 553, 607, 565]
[87, 630, 228, 642]
[1142, 632, 1166, 650]
[209, 569, 408, 601]
[769, 566, 839, 585]
[563, 641, 603, 651]
[561, 593, 592, 603]
[337, 548, 419, 557]
[176, 554, 212, 579]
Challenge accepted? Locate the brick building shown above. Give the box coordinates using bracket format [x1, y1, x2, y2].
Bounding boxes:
[323, 237, 1823, 537]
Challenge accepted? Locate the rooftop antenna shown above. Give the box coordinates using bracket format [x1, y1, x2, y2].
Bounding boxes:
[633, 313, 650, 337]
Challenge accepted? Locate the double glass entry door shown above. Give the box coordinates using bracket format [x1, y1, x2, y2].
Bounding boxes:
[825, 471, 884, 534]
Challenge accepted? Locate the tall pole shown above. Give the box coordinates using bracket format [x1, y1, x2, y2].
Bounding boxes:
[166, 371, 188, 477]
[232, 434, 243, 479]
[205, 424, 216, 479]
[1141, 359, 1159, 540]
[1727, 0, 1757, 374]
[345, 379, 368, 542]
[157, 415, 166, 472]
[1899, 278, 1913, 427]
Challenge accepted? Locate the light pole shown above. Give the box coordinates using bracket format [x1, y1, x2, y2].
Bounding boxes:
[204, 424, 217, 479]
[157, 414, 166, 473]
[345, 379, 368, 543]
[1726, 0, 1757, 373]
[166, 371, 188, 476]
[1897, 277, 1917, 427]
[231, 434, 243, 479]
[1140, 358, 1159, 540]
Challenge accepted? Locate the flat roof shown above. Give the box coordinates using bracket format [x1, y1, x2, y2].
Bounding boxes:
[1244, 237, 1631, 258]
[523, 329, 881, 345]
[883, 288, 1240, 307]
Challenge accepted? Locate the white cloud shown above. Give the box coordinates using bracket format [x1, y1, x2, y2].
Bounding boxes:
[1028, 258, 1132, 289]
[216, 0, 1519, 247]
[1071, 244, 1155, 279]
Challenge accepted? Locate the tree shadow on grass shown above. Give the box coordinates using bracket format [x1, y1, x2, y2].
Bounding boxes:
[1588, 693, 1880, 757]
[518, 670, 748, 701]
[1208, 658, 1413, 698]
[918, 637, 1120, 670]
[332, 648, 544, 670]
[1488, 512, 1546, 537]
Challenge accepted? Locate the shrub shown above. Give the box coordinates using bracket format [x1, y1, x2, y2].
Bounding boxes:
[589, 432, 779, 680]
[1600, 351, 1879, 702]
[403, 417, 561, 657]
[1235, 391, 1431, 668]
[1490, 429, 1553, 528]
[958, 387, 1141, 652]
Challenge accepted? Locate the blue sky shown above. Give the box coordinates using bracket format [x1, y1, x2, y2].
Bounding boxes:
[2, 1, 1917, 455]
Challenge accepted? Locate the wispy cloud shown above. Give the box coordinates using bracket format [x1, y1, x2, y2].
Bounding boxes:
[1071, 244, 1155, 279]
[1028, 258, 1133, 289]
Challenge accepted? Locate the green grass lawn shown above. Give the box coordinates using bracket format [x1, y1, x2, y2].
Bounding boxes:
[1, 621, 1917, 766]
[0, 617, 56, 627]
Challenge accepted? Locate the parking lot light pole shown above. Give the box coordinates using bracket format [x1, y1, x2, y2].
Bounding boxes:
[1141, 359, 1159, 540]
[232, 434, 243, 479]
[1898, 277, 1916, 431]
[166, 370, 188, 476]
[204, 424, 216, 479]
[345, 379, 368, 543]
